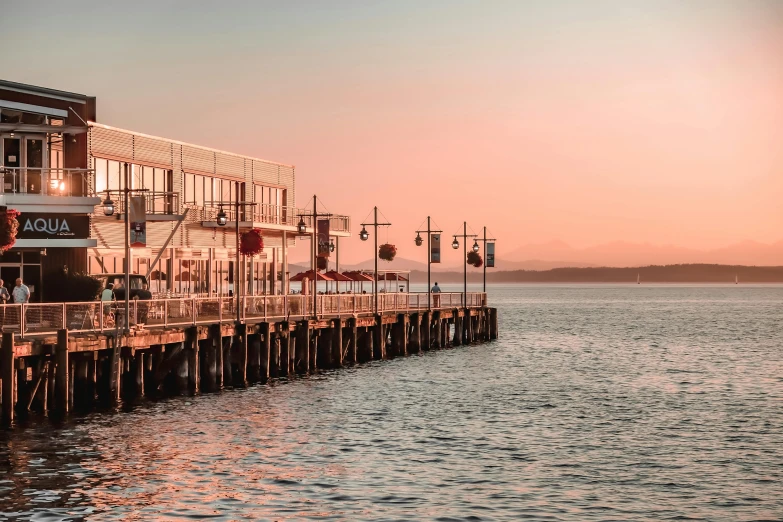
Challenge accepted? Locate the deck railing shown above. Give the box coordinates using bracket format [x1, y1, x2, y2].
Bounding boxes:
[0, 292, 486, 337]
[1, 167, 93, 197]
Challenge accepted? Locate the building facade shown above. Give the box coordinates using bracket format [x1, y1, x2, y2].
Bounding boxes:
[0, 79, 350, 301]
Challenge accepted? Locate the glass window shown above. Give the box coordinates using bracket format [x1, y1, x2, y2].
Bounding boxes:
[154, 168, 165, 192]
[184, 173, 194, 204]
[95, 158, 107, 194]
[195, 175, 204, 206]
[108, 160, 121, 191]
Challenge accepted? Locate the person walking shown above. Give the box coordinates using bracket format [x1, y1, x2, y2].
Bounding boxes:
[431, 281, 442, 308]
[13, 278, 30, 304]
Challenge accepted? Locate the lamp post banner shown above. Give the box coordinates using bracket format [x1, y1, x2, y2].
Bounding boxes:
[317, 219, 330, 258]
[129, 196, 147, 248]
[487, 242, 495, 268]
[431, 234, 441, 263]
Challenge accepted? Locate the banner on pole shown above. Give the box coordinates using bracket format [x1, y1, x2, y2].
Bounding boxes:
[317, 219, 330, 258]
[431, 234, 441, 263]
[129, 196, 147, 248]
[486, 242, 495, 268]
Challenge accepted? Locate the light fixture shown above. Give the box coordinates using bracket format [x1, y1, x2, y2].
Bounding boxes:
[360, 227, 369, 241]
[452, 237, 459, 249]
[50, 179, 60, 190]
[102, 196, 115, 216]
[415, 233, 423, 246]
[58, 181, 66, 193]
[472, 241, 480, 253]
[216, 206, 228, 226]
[329, 238, 335, 253]
[297, 217, 307, 234]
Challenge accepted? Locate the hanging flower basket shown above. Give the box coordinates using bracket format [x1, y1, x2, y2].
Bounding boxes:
[467, 251, 483, 268]
[378, 243, 397, 262]
[239, 228, 264, 257]
[316, 256, 328, 271]
[0, 209, 20, 254]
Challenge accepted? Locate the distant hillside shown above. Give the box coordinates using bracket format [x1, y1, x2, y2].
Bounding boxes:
[406, 264, 783, 283]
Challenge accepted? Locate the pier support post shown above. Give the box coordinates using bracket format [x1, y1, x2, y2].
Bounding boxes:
[186, 327, 200, 394]
[135, 352, 145, 398]
[396, 314, 408, 356]
[373, 315, 384, 360]
[222, 336, 233, 387]
[260, 322, 271, 382]
[421, 312, 430, 350]
[207, 325, 222, 390]
[248, 330, 261, 383]
[442, 317, 450, 347]
[319, 327, 332, 369]
[294, 321, 309, 374]
[346, 318, 358, 365]
[490, 308, 498, 340]
[453, 311, 462, 346]
[269, 328, 280, 378]
[236, 323, 248, 387]
[279, 322, 290, 377]
[309, 328, 318, 372]
[55, 329, 69, 414]
[1, 332, 14, 424]
[331, 319, 343, 368]
[409, 313, 420, 354]
[432, 312, 441, 348]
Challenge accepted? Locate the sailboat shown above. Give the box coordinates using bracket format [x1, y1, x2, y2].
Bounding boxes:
[637, 273, 640, 285]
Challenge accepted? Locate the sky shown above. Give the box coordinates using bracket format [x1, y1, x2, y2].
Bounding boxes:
[2, 0, 781, 265]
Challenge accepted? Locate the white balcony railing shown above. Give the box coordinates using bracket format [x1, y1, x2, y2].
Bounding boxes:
[0, 292, 486, 337]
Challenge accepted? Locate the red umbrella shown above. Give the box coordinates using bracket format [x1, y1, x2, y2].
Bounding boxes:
[290, 270, 335, 282]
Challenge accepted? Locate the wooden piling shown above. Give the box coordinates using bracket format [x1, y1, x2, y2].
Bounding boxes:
[2, 332, 14, 424]
[409, 313, 421, 354]
[236, 323, 248, 386]
[309, 328, 318, 372]
[260, 322, 271, 381]
[331, 319, 343, 368]
[319, 328, 332, 369]
[209, 325, 223, 389]
[373, 316, 384, 360]
[432, 312, 441, 348]
[186, 327, 200, 394]
[55, 329, 69, 414]
[453, 313, 462, 346]
[247, 331, 261, 382]
[279, 322, 290, 377]
[396, 314, 408, 356]
[346, 318, 358, 365]
[294, 321, 310, 374]
[135, 352, 145, 398]
[421, 312, 430, 350]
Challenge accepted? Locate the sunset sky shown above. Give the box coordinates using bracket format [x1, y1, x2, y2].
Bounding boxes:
[3, 1, 781, 264]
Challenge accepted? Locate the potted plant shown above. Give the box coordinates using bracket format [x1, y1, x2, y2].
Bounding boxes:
[378, 243, 397, 262]
[240, 228, 264, 257]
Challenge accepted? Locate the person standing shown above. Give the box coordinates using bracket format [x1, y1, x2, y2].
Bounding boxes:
[0, 279, 9, 330]
[13, 278, 30, 304]
[431, 281, 442, 308]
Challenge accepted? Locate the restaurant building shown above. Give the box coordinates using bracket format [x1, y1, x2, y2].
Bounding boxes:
[0, 79, 350, 301]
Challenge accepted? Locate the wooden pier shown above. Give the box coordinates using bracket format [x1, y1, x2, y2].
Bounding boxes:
[1, 300, 498, 424]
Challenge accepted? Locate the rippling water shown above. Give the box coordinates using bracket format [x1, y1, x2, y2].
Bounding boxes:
[1, 284, 782, 521]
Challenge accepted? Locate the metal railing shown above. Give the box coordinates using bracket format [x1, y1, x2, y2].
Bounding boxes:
[190, 203, 351, 233]
[0, 167, 93, 197]
[0, 292, 486, 337]
[114, 191, 180, 215]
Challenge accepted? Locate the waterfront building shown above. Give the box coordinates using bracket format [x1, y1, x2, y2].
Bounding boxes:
[0, 79, 350, 301]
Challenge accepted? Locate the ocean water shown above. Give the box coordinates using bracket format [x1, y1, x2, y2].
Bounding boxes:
[1, 284, 782, 521]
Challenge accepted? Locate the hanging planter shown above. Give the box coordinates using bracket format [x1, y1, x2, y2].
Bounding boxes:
[317, 256, 328, 271]
[378, 243, 397, 262]
[239, 228, 264, 257]
[467, 251, 483, 268]
[0, 209, 20, 254]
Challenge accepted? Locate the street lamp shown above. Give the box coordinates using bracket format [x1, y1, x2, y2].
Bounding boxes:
[415, 217, 442, 310]
[329, 238, 336, 253]
[297, 195, 332, 319]
[453, 222, 478, 308]
[102, 196, 115, 217]
[359, 207, 391, 315]
[216, 206, 228, 226]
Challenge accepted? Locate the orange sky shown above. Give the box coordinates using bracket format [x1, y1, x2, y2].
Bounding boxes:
[3, 1, 781, 264]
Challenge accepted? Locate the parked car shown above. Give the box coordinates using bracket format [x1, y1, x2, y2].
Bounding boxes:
[93, 274, 153, 301]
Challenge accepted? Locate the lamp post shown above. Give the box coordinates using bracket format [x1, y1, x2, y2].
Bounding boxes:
[451, 222, 477, 308]
[102, 162, 147, 334]
[359, 206, 391, 315]
[215, 185, 256, 323]
[297, 195, 331, 319]
[415, 216, 442, 310]
[478, 227, 496, 293]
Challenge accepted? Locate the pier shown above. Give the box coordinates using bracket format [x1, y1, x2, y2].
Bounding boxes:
[0, 293, 497, 424]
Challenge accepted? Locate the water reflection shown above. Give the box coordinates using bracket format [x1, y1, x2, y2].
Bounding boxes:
[2, 285, 782, 520]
